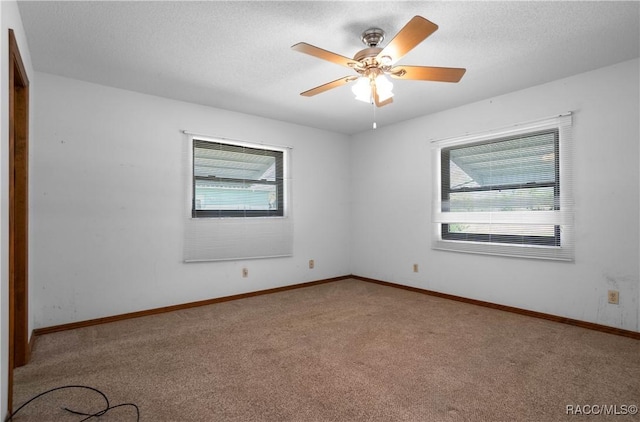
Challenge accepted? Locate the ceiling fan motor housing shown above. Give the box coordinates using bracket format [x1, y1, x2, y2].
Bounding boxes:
[354, 28, 390, 72]
[353, 47, 383, 63]
[361, 28, 385, 47]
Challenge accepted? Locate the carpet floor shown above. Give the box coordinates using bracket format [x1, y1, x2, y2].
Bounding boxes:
[11, 278, 640, 421]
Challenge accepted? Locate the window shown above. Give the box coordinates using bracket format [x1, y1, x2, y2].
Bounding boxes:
[184, 135, 292, 262]
[442, 129, 560, 246]
[192, 140, 284, 217]
[432, 114, 573, 260]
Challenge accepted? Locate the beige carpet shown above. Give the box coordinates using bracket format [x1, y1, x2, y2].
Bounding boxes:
[11, 279, 640, 421]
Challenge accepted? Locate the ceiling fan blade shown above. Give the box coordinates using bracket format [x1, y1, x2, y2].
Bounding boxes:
[389, 65, 466, 82]
[300, 75, 357, 97]
[372, 84, 393, 107]
[375, 96, 393, 107]
[291, 42, 358, 68]
[376, 16, 438, 65]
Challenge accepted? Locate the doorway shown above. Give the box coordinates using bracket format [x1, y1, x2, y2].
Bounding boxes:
[8, 27, 30, 413]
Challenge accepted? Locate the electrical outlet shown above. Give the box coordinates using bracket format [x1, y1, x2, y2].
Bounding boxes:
[242, 268, 248, 278]
[607, 290, 619, 304]
[309, 259, 315, 269]
[413, 264, 419, 273]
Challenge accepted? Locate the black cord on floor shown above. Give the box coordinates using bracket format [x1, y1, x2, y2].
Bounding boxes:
[5, 385, 140, 421]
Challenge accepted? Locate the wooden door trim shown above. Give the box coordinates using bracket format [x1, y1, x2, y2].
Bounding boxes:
[8, 27, 30, 415]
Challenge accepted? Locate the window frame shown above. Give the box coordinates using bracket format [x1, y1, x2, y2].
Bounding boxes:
[191, 139, 285, 218]
[440, 129, 561, 247]
[431, 113, 574, 261]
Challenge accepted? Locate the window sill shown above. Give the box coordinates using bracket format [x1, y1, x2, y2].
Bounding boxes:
[433, 239, 573, 261]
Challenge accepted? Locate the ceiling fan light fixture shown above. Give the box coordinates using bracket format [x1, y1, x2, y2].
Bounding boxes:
[351, 74, 394, 103]
[375, 74, 394, 101]
[352, 77, 372, 103]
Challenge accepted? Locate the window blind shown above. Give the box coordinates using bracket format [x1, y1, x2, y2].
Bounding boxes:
[192, 140, 284, 217]
[432, 114, 574, 261]
[183, 134, 293, 262]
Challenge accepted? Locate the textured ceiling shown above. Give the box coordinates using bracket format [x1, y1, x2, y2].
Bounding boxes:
[17, 1, 640, 135]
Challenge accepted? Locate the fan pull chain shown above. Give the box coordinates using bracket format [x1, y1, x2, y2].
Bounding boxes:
[372, 100, 377, 129]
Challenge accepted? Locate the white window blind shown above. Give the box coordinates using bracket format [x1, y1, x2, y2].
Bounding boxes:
[432, 114, 574, 261]
[192, 140, 284, 217]
[183, 133, 293, 262]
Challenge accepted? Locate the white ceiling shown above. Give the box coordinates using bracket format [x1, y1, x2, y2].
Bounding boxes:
[17, 1, 640, 135]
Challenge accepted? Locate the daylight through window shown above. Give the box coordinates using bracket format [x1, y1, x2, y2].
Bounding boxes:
[432, 114, 573, 260]
[192, 140, 284, 217]
[442, 130, 560, 246]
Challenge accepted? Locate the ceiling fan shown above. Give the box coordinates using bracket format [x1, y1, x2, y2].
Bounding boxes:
[291, 16, 466, 107]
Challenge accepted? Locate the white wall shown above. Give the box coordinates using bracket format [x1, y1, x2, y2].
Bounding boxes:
[31, 72, 351, 329]
[350, 59, 640, 332]
[34, 59, 640, 335]
[1, 0, 35, 417]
